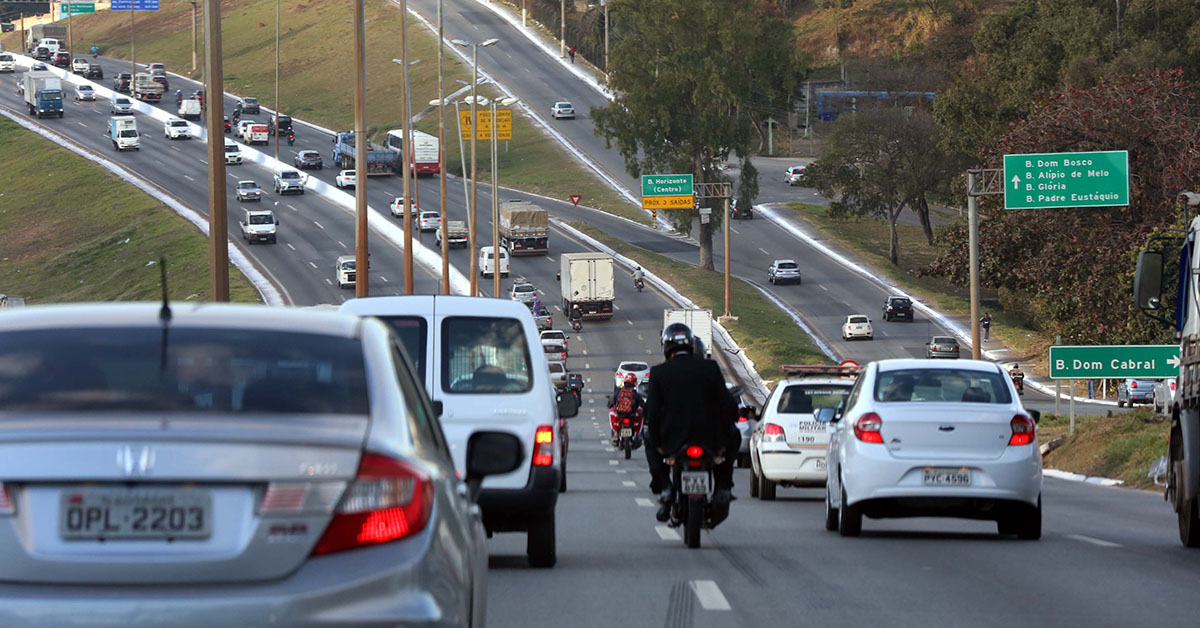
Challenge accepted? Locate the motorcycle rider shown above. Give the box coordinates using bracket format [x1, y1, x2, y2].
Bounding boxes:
[644, 323, 739, 523]
[1009, 363, 1025, 394]
[90, 45, 99, 58]
[632, 265, 645, 288]
[608, 373, 645, 446]
[569, 304, 583, 330]
[175, 89, 183, 106]
[287, 129, 296, 145]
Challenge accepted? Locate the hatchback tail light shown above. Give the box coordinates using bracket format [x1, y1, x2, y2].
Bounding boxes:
[312, 454, 432, 556]
[763, 422, 786, 443]
[533, 425, 555, 467]
[853, 413, 884, 443]
[1008, 415, 1036, 446]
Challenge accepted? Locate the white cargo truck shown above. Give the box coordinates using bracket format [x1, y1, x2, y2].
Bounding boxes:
[109, 116, 139, 151]
[560, 252, 615, 319]
[663, 309, 713, 358]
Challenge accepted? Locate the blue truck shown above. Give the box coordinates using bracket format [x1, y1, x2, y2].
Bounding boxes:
[22, 71, 63, 118]
[331, 132, 397, 175]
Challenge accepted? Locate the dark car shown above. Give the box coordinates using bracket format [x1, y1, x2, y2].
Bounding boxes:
[151, 74, 169, 90]
[223, 115, 231, 133]
[84, 63, 104, 80]
[33, 47, 51, 61]
[925, 336, 961, 359]
[293, 150, 323, 170]
[239, 96, 260, 114]
[729, 198, 754, 220]
[267, 114, 293, 135]
[882, 295, 915, 322]
[51, 51, 71, 68]
[112, 73, 132, 93]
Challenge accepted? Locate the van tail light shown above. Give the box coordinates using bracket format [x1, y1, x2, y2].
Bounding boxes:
[0, 484, 13, 515]
[763, 423, 786, 443]
[533, 426, 555, 466]
[312, 454, 432, 556]
[853, 413, 884, 443]
[1008, 415, 1036, 446]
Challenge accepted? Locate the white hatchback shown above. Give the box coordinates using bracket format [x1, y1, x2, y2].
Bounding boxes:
[388, 196, 416, 218]
[614, 361, 650, 388]
[841, 315, 873, 340]
[335, 169, 356, 189]
[824, 359, 1042, 539]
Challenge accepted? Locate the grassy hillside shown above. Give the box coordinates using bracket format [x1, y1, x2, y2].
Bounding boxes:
[0, 116, 259, 304]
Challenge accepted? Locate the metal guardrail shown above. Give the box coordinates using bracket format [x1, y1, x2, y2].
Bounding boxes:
[0, 294, 26, 309]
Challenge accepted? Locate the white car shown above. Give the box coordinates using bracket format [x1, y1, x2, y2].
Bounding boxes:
[71, 57, 90, 74]
[274, 169, 306, 195]
[825, 359, 1042, 538]
[389, 196, 416, 218]
[510, 282, 537, 304]
[335, 169, 356, 189]
[785, 165, 807, 186]
[547, 360, 568, 390]
[234, 180, 263, 202]
[224, 138, 243, 165]
[0, 53, 16, 73]
[163, 116, 191, 139]
[614, 361, 650, 388]
[110, 96, 134, 115]
[74, 84, 96, 101]
[768, 259, 801, 285]
[750, 367, 857, 500]
[336, 255, 357, 289]
[551, 101, 575, 119]
[417, 211, 441, 232]
[1154, 379, 1177, 414]
[540, 329, 568, 352]
[841, 315, 873, 340]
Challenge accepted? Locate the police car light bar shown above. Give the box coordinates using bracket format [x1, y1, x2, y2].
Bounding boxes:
[779, 365, 862, 377]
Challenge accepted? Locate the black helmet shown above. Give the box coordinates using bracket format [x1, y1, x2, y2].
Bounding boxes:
[692, 336, 707, 358]
[662, 323, 694, 360]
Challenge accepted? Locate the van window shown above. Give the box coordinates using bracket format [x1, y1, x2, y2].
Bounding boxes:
[372, 316, 427, 380]
[441, 317, 532, 394]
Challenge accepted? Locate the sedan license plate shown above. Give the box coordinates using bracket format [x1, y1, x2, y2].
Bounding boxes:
[923, 468, 971, 486]
[60, 488, 212, 540]
[619, 428, 633, 438]
[680, 472, 710, 495]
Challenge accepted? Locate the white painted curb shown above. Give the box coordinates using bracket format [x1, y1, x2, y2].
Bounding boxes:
[1043, 469, 1124, 487]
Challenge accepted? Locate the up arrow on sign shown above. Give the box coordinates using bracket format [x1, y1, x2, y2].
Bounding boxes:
[1011, 175, 1020, 190]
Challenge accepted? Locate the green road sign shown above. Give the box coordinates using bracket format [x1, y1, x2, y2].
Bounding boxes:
[1003, 150, 1129, 210]
[641, 174, 693, 197]
[61, 2, 96, 13]
[1048, 344, 1180, 379]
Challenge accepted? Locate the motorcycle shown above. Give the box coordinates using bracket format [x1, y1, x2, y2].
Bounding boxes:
[609, 408, 644, 460]
[665, 443, 723, 548]
[570, 318, 582, 332]
[287, 132, 295, 146]
[1012, 374, 1025, 395]
[634, 277, 645, 292]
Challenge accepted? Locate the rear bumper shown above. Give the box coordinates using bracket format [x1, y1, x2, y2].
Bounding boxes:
[927, 350, 960, 359]
[569, 300, 614, 320]
[478, 466, 559, 532]
[885, 310, 913, 319]
[842, 443, 1042, 509]
[758, 446, 827, 484]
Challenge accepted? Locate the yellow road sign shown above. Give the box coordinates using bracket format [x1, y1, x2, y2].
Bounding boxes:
[641, 195, 694, 210]
[459, 109, 513, 141]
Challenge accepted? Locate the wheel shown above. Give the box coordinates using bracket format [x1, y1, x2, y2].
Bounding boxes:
[759, 472, 776, 501]
[1015, 495, 1042, 540]
[526, 511, 557, 568]
[685, 497, 703, 548]
[624, 442, 632, 459]
[749, 465, 760, 498]
[837, 485, 862, 536]
[1181, 492, 1200, 548]
[769, 275, 774, 284]
[824, 484, 839, 531]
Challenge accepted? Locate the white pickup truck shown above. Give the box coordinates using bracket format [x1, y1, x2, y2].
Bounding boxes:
[239, 209, 278, 244]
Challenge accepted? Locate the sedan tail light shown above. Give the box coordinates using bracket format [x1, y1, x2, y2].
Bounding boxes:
[763, 422, 785, 442]
[1008, 415, 1036, 446]
[853, 413, 884, 443]
[533, 425, 555, 467]
[312, 454, 432, 556]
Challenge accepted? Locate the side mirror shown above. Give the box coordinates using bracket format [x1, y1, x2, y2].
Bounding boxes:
[431, 400, 443, 418]
[465, 431, 524, 499]
[1134, 251, 1164, 310]
[815, 407, 837, 423]
[1028, 409, 1041, 424]
[557, 392, 579, 418]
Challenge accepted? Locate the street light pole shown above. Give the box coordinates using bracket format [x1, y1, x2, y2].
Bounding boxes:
[604, 0, 609, 72]
[204, 0, 229, 301]
[400, 0, 414, 294]
[438, 0, 449, 294]
[469, 47, 479, 296]
[273, 0, 280, 164]
[353, 0, 370, 298]
[191, 1, 198, 73]
[492, 101, 500, 296]
[560, 0, 566, 58]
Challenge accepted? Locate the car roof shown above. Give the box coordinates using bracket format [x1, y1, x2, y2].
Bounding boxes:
[0, 303, 362, 338]
[773, 259, 797, 264]
[619, 361, 649, 369]
[874, 358, 998, 373]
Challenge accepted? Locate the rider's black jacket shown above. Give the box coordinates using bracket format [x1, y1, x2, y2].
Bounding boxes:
[644, 352, 737, 455]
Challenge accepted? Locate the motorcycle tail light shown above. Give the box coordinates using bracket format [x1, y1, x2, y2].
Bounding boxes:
[685, 446, 703, 459]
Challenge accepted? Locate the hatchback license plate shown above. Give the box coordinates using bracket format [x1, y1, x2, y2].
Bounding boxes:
[923, 468, 971, 486]
[619, 428, 633, 438]
[60, 488, 213, 540]
[680, 472, 710, 495]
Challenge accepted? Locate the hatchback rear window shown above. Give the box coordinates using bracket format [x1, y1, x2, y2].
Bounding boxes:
[441, 317, 532, 394]
[777, 384, 852, 413]
[778, 262, 798, 269]
[874, 368, 1012, 404]
[0, 328, 369, 414]
[848, 316, 868, 324]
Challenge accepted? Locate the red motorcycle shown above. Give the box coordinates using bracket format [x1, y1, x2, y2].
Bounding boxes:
[610, 408, 644, 460]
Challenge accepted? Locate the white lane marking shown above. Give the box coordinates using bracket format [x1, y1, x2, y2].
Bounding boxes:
[655, 526, 680, 541]
[325, 278, 333, 285]
[77, 121, 88, 128]
[183, 174, 195, 181]
[582, 349, 589, 355]
[287, 204, 299, 211]
[729, 226, 741, 235]
[627, 320, 634, 326]
[169, 145, 180, 152]
[622, 481, 636, 487]
[338, 240, 347, 249]
[547, 256, 556, 263]
[613, 304, 621, 310]
[381, 275, 389, 283]
[198, 158, 207, 165]
[759, 247, 770, 255]
[312, 220, 324, 230]
[636, 498, 655, 507]
[636, 334, 644, 341]
[585, 363, 591, 369]
[819, 285, 828, 291]
[554, 305, 562, 312]
[286, 243, 296, 251]
[604, 447, 615, 452]
[608, 460, 618, 465]
[308, 261, 318, 269]
[616, 469, 628, 474]
[1068, 534, 1122, 548]
[691, 581, 732, 611]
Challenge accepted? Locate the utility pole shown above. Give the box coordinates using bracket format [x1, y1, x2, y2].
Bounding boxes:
[191, 1, 197, 73]
[469, 49, 480, 295]
[767, 118, 774, 156]
[523, 0, 527, 27]
[353, 0, 370, 297]
[66, 3, 72, 59]
[723, 196, 732, 318]
[603, 0, 609, 71]
[967, 170, 981, 359]
[130, 6, 135, 83]
[560, 0, 565, 57]
[401, 0, 414, 294]
[204, 0, 229, 302]
[491, 101, 501, 297]
[438, 0, 449, 294]
[273, 0, 280, 164]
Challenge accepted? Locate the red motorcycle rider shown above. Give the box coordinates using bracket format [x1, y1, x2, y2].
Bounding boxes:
[608, 373, 644, 446]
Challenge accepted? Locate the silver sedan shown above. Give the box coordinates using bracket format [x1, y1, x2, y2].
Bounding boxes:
[0, 303, 521, 627]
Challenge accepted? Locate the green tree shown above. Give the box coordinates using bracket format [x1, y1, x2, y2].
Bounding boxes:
[592, 0, 802, 269]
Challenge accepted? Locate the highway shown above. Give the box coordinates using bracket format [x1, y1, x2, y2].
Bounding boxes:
[6, 52, 1189, 628]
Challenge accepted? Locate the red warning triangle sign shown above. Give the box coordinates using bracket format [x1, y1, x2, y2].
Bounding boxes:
[569, 195, 582, 206]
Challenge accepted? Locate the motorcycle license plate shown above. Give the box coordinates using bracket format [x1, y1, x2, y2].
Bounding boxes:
[681, 472, 710, 495]
[619, 428, 633, 438]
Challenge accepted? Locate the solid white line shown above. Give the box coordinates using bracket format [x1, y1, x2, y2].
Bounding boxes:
[312, 221, 324, 230]
[622, 481, 636, 487]
[1068, 534, 1122, 548]
[286, 243, 296, 251]
[635, 498, 655, 507]
[655, 525, 680, 541]
[690, 581, 732, 611]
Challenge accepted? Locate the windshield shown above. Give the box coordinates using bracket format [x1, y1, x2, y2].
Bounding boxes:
[340, 261, 356, 271]
[225, 145, 239, 153]
[248, 214, 273, 225]
[777, 384, 852, 413]
[874, 368, 1013, 404]
[170, 121, 187, 127]
[0, 328, 369, 414]
[441, 317, 533, 394]
[118, 130, 137, 138]
[281, 172, 301, 181]
[849, 316, 868, 324]
[41, 90, 62, 100]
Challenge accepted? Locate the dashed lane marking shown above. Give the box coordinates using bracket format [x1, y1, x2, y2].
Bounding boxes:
[655, 526, 680, 541]
[325, 278, 333, 285]
[616, 469, 628, 474]
[312, 221, 324, 230]
[690, 581, 732, 611]
[636, 498, 655, 507]
[286, 243, 296, 251]
[381, 275, 389, 283]
[622, 481, 636, 487]
[819, 285, 828, 291]
[338, 241, 347, 249]
[759, 247, 770, 255]
[608, 460, 618, 465]
[183, 174, 194, 181]
[1068, 534, 1122, 548]
[287, 204, 299, 211]
[308, 261, 318, 269]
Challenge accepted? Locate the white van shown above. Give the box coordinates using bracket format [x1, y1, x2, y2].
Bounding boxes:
[339, 296, 577, 568]
[479, 245, 510, 279]
[40, 38, 60, 53]
[224, 138, 242, 165]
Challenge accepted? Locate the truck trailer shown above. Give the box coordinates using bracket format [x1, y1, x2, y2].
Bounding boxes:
[332, 132, 397, 175]
[498, 200, 549, 255]
[560, 252, 615, 320]
[663, 309, 713, 358]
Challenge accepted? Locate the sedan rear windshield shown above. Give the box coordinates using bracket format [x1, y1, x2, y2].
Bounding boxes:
[777, 384, 852, 413]
[442, 317, 533, 394]
[0, 328, 369, 414]
[875, 368, 1012, 404]
[931, 337, 957, 345]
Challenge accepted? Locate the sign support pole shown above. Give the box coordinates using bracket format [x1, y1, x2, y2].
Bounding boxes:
[723, 196, 732, 319]
[1069, 380, 1076, 435]
[968, 170, 981, 360]
[204, 0, 229, 301]
[1055, 335, 1062, 417]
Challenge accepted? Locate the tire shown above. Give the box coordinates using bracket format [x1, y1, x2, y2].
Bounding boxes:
[1016, 495, 1042, 540]
[749, 466, 760, 498]
[769, 276, 774, 284]
[624, 442, 632, 460]
[685, 497, 703, 548]
[1181, 493, 1200, 548]
[824, 484, 839, 531]
[526, 511, 557, 568]
[838, 485, 862, 536]
[759, 471, 776, 501]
